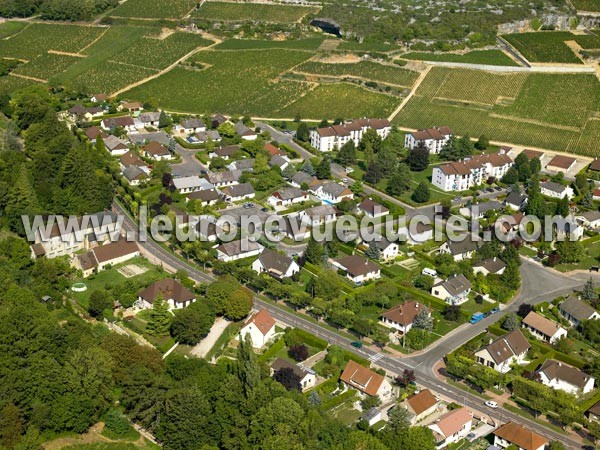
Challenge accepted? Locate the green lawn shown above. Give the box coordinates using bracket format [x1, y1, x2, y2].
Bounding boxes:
[555, 237, 600, 272]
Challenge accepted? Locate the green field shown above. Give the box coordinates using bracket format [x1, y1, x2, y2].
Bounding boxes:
[400, 50, 519, 66]
[294, 60, 420, 88]
[571, 0, 600, 11]
[0, 23, 105, 60]
[110, 0, 197, 18]
[196, 1, 319, 22]
[502, 32, 583, 64]
[0, 75, 40, 95]
[110, 32, 213, 70]
[395, 66, 600, 156]
[0, 21, 27, 39]
[215, 37, 324, 50]
[13, 53, 80, 80]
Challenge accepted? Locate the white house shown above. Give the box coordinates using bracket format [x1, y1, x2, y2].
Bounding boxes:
[310, 118, 391, 152]
[540, 181, 574, 200]
[227, 158, 255, 172]
[235, 121, 258, 140]
[438, 238, 480, 261]
[340, 360, 393, 402]
[432, 153, 513, 192]
[404, 126, 453, 153]
[363, 235, 399, 260]
[103, 135, 129, 156]
[559, 296, 600, 326]
[299, 204, 337, 227]
[122, 166, 148, 186]
[504, 191, 527, 211]
[493, 422, 548, 450]
[216, 238, 264, 262]
[269, 155, 291, 171]
[575, 210, 600, 230]
[137, 278, 196, 310]
[331, 255, 380, 285]
[271, 357, 316, 392]
[431, 274, 472, 305]
[289, 171, 315, 189]
[174, 118, 206, 135]
[208, 145, 240, 160]
[314, 182, 353, 204]
[239, 309, 276, 349]
[143, 141, 172, 161]
[187, 189, 220, 207]
[474, 330, 530, 373]
[537, 359, 595, 395]
[428, 408, 473, 448]
[252, 249, 299, 279]
[380, 301, 429, 334]
[267, 187, 309, 210]
[205, 170, 241, 188]
[357, 198, 389, 218]
[73, 240, 139, 277]
[219, 183, 255, 203]
[397, 222, 434, 244]
[171, 176, 213, 194]
[521, 311, 567, 344]
[360, 408, 383, 427]
[403, 389, 439, 425]
[101, 116, 136, 133]
[473, 257, 506, 276]
[139, 111, 161, 128]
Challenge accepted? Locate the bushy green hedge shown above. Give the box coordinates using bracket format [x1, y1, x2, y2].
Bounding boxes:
[285, 328, 328, 351]
[259, 337, 285, 363]
[321, 390, 357, 410]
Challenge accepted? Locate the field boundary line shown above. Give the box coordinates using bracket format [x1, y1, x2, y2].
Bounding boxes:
[289, 69, 415, 89]
[4, 22, 31, 41]
[79, 25, 110, 54]
[8, 73, 47, 83]
[110, 37, 222, 98]
[107, 59, 159, 72]
[47, 50, 86, 58]
[387, 65, 431, 121]
[488, 113, 582, 132]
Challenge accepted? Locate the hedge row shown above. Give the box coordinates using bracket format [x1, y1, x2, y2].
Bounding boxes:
[287, 328, 328, 351]
[321, 389, 357, 410]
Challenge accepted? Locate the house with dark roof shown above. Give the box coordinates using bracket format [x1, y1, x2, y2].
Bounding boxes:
[589, 159, 600, 172]
[220, 182, 255, 203]
[143, 141, 172, 161]
[234, 121, 258, 140]
[504, 191, 528, 211]
[402, 389, 439, 424]
[123, 166, 148, 186]
[586, 400, 600, 421]
[138, 111, 161, 127]
[537, 359, 595, 395]
[339, 360, 393, 401]
[546, 155, 576, 174]
[299, 204, 337, 227]
[362, 234, 399, 260]
[208, 145, 241, 160]
[289, 171, 315, 189]
[239, 309, 276, 349]
[332, 255, 380, 284]
[101, 116, 136, 133]
[267, 187, 309, 210]
[195, 129, 221, 144]
[431, 274, 472, 305]
[282, 216, 311, 242]
[575, 210, 600, 230]
[174, 117, 205, 135]
[103, 135, 130, 156]
[474, 329, 530, 373]
[137, 278, 196, 310]
[205, 170, 242, 187]
[252, 249, 299, 279]
[186, 188, 220, 206]
[210, 113, 228, 128]
[521, 311, 567, 344]
[427, 407, 473, 448]
[119, 151, 148, 171]
[269, 154, 291, 171]
[380, 301, 429, 334]
[358, 198, 389, 218]
[460, 201, 503, 219]
[493, 422, 547, 450]
[314, 182, 353, 204]
[540, 181, 574, 200]
[270, 357, 316, 392]
[439, 237, 480, 261]
[227, 158, 255, 172]
[473, 257, 506, 276]
[216, 238, 264, 262]
[559, 296, 600, 326]
[85, 126, 108, 143]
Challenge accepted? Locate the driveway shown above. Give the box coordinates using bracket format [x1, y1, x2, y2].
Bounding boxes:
[190, 317, 230, 359]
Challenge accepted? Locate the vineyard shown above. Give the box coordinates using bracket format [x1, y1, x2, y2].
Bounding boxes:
[13, 53, 79, 81]
[394, 67, 600, 156]
[400, 50, 519, 66]
[293, 60, 420, 88]
[196, 1, 320, 22]
[66, 61, 158, 95]
[0, 23, 105, 60]
[502, 32, 583, 64]
[0, 21, 27, 40]
[215, 38, 324, 51]
[110, 33, 213, 70]
[571, 0, 600, 11]
[0, 75, 39, 96]
[110, 0, 198, 18]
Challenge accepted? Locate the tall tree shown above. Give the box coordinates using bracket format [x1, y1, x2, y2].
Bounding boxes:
[386, 163, 411, 196]
[296, 122, 309, 142]
[301, 160, 315, 176]
[0, 403, 23, 449]
[407, 143, 429, 172]
[412, 181, 430, 203]
[304, 237, 324, 264]
[316, 156, 331, 179]
[364, 161, 384, 184]
[158, 111, 171, 128]
[146, 296, 171, 336]
[5, 166, 40, 234]
[237, 334, 260, 396]
[338, 140, 356, 166]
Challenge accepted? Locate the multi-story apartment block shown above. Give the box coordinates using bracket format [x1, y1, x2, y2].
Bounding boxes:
[432, 152, 513, 192]
[310, 118, 391, 152]
[404, 126, 453, 153]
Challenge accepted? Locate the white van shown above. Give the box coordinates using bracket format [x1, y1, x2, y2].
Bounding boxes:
[421, 267, 437, 277]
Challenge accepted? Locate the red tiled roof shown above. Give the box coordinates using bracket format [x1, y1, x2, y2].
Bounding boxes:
[245, 309, 275, 336]
[494, 422, 548, 450]
[340, 360, 384, 396]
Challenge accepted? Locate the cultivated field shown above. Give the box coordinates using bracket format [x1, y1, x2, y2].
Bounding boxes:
[0, 21, 27, 39]
[502, 32, 585, 63]
[571, 0, 600, 11]
[394, 66, 600, 156]
[110, 0, 197, 18]
[13, 53, 80, 81]
[293, 60, 420, 88]
[0, 23, 105, 60]
[110, 33, 213, 70]
[400, 50, 519, 66]
[0, 75, 39, 96]
[69, 61, 158, 95]
[196, 1, 320, 22]
[215, 38, 324, 51]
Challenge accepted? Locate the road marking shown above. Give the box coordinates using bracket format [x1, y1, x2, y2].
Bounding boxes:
[368, 353, 384, 363]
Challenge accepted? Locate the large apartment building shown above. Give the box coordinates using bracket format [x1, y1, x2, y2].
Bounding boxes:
[310, 118, 391, 152]
[404, 126, 453, 153]
[432, 152, 513, 192]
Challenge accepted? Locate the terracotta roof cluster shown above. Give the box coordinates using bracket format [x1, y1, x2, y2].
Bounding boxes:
[381, 301, 428, 326]
[138, 278, 195, 305]
[493, 422, 548, 450]
[410, 126, 452, 141]
[85, 126, 108, 141]
[315, 118, 390, 137]
[245, 309, 275, 336]
[438, 152, 512, 176]
[522, 311, 561, 338]
[264, 142, 285, 156]
[521, 149, 543, 160]
[120, 151, 146, 168]
[406, 389, 438, 415]
[340, 360, 384, 396]
[144, 141, 169, 157]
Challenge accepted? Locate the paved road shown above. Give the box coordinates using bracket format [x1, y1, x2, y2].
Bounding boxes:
[170, 143, 208, 177]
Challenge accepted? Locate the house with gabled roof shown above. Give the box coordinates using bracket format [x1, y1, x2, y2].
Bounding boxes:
[123, 166, 148, 186]
[289, 171, 315, 189]
[239, 309, 276, 349]
[380, 301, 429, 334]
[474, 329, 530, 373]
[187, 188, 220, 206]
[586, 400, 600, 421]
[171, 175, 213, 194]
[118, 101, 143, 113]
[339, 360, 392, 402]
[504, 191, 527, 211]
[269, 154, 291, 171]
[220, 182, 255, 203]
[428, 407, 473, 448]
[196, 129, 221, 144]
[91, 93, 107, 103]
[546, 155, 576, 174]
[310, 118, 391, 152]
[575, 210, 600, 230]
[439, 237, 480, 261]
[119, 151, 148, 172]
[252, 249, 299, 280]
[405, 126, 453, 153]
[362, 234, 399, 260]
[521, 311, 567, 344]
[267, 187, 309, 210]
[402, 389, 439, 425]
[357, 198, 389, 218]
[227, 158, 255, 172]
[432, 152, 512, 191]
[175, 117, 206, 135]
[143, 141, 172, 160]
[332, 255, 380, 284]
[85, 126, 108, 143]
[205, 170, 242, 188]
[559, 296, 600, 326]
[139, 111, 161, 128]
[235, 121, 258, 140]
[101, 116, 136, 133]
[270, 357, 316, 392]
[299, 204, 337, 227]
[314, 181, 353, 204]
[473, 257, 506, 276]
[493, 422, 547, 450]
[537, 359, 595, 395]
[216, 238, 263, 262]
[208, 144, 240, 160]
[540, 181, 574, 200]
[431, 274, 472, 305]
[103, 135, 129, 156]
[137, 278, 196, 310]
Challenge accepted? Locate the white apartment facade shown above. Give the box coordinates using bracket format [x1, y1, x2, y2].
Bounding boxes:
[310, 118, 391, 152]
[432, 153, 513, 192]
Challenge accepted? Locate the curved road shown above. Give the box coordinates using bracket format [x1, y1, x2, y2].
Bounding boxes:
[113, 198, 594, 449]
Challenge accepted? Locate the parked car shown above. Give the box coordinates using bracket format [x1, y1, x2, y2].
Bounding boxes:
[486, 187, 494, 193]
[490, 307, 500, 314]
[350, 341, 363, 349]
[466, 433, 477, 442]
[494, 186, 503, 191]
[484, 400, 498, 408]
